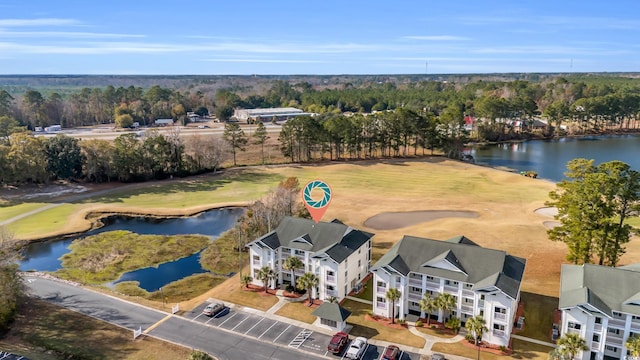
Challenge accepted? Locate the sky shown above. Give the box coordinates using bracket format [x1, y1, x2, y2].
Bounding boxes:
[0, 0, 639, 75]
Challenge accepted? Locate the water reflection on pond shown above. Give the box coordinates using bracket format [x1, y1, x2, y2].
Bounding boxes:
[20, 207, 243, 290]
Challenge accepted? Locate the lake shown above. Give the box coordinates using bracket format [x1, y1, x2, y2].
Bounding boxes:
[469, 134, 640, 182]
[20, 207, 243, 291]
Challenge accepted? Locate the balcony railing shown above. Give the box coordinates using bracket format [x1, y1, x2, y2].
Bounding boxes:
[326, 275, 336, 283]
[567, 328, 581, 335]
[631, 321, 640, 332]
[376, 303, 387, 309]
[294, 269, 305, 276]
[493, 329, 505, 337]
[408, 293, 422, 302]
[478, 300, 485, 309]
[325, 290, 337, 297]
[462, 289, 474, 298]
[609, 318, 626, 328]
[591, 340, 600, 350]
[252, 259, 261, 266]
[425, 281, 439, 290]
[408, 279, 422, 287]
[461, 304, 474, 314]
[377, 286, 387, 294]
[443, 284, 458, 292]
[494, 312, 507, 322]
[593, 323, 602, 333]
[606, 336, 623, 346]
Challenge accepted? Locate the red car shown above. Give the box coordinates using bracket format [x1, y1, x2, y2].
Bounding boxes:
[382, 345, 400, 360]
[327, 332, 349, 354]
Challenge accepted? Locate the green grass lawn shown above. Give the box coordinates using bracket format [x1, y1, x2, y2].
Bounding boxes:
[342, 299, 425, 348]
[6, 203, 79, 237]
[518, 292, 558, 341]
[351, 276, 373, 301]
[275, 302, 317, 324]
[0, 202, 49, 222]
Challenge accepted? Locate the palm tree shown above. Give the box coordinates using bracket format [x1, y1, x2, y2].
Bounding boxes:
[296, 272, 319, 306]
[556, 333, 587, 360]
[445, 316, 461, 334]
[436, 293, 456, 323]
[627, 334, 640, 358]
[282, 255, 304, 289]
[240, 274, 253, 289]
[465, 315, 488, 359]
[418, 293, 437, 326]
[257, 266, 275, 293]
[385, 288, 401, 324]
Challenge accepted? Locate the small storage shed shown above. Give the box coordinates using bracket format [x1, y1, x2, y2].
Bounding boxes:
[312, 302, 352, 332]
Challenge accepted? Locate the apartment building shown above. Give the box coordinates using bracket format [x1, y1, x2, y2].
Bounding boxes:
[559, 263, 640, 360]
[371, 235, 526, 347]
[246, 217, 374, 301]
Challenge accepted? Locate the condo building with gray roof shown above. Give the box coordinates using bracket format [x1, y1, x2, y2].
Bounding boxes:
[559, 263, 640, 360]
[246, 217, 374, 302]
[371, 235, 526, 347]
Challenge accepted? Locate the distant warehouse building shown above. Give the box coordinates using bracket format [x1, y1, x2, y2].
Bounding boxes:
[234, 107, 315, 123]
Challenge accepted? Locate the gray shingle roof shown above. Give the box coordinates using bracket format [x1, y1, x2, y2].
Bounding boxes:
[248, 217, 374, 263]
[371, 235, 525, 299]
[312, 302, 352, 322]
[560, 264, 640, 317]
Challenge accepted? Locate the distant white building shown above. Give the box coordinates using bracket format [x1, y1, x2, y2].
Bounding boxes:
[246, 217, 373, 302]
[371, 235, 526, 348]
[154, 118, 174, 126]
[559, 263, 640, 360]
[234, 107, 314, 123]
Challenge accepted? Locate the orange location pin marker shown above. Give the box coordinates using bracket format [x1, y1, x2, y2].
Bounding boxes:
[302, 180, 332, 223]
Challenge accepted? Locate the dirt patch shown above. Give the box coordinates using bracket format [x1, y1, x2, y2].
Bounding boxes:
[364, 210, 480, 230]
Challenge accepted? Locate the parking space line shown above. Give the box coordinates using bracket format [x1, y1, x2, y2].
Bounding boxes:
[272, 324, 291, 343]
[244, 317, 264, 334]
[192, 313, 203, 321]
[258, 320, 278, 339]
[216, 312, 238, 326]
[231, 315, 249, 331]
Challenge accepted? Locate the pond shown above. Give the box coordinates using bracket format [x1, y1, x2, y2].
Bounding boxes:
[20, 207, 243, 291]
[468, 134, 640, 182]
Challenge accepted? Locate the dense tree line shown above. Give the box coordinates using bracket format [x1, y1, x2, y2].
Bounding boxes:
[0, 131, 228, 185]
[3, 76, 640, 138]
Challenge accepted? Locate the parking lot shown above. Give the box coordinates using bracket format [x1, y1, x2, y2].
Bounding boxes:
[183, 302, 422, 360]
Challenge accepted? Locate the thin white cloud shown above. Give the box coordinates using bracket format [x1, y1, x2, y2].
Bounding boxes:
[0, 18, 80, 27]
[471, 45, 634, 56]
[200, 58, 327, 64]
[403, 35, 470, 41]
[0, 30, 145, 38]
[0, 40, 384, 55]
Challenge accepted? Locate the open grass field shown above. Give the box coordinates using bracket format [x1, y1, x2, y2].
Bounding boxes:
[7, 157, 640, 296]
[0, 298, 192, 360]
[431, 339, 552, 360]
[7, 156, 640, 356]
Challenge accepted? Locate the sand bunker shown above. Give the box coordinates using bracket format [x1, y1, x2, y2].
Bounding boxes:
[534, 207, 558, 218]
[543, 220, 561, 229]
[364, 210, 479, 230]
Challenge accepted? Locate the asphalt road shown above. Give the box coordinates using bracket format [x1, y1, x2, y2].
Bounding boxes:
[25, 276, 327, 360]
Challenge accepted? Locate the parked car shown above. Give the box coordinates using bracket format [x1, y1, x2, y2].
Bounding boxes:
[345, 336, 367, 359]
[382, 345, 400, 360]
[327, 332, 349, 354]
[197, 125, 210, 129]
[202, 302, 225, 317]
[431, 354, 446, 360]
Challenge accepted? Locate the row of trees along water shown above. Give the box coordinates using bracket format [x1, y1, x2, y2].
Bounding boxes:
[3, 75, 640, 136]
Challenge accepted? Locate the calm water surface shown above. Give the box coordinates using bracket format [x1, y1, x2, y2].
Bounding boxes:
[469, 135, 640, 182]
[20, 207, 243, 291]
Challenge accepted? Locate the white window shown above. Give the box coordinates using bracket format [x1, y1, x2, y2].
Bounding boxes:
[568, 322, 582, 330]
[605, 345, 617, 352]
[607, 327, 620, 335]
[321, 318, 337, 328]
[595, 317, 602, 324]
[295, 249, 305, 256]
[377, 297, 386, 303]
[377, 281, 385, 287]
[494, 307, 506, 314]
[493, 324, 505, 330]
